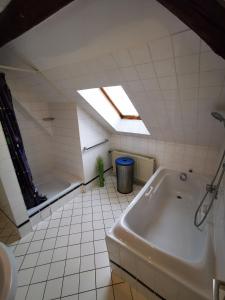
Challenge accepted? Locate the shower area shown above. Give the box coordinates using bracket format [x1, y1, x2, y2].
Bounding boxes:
[14, 98, 83, 216]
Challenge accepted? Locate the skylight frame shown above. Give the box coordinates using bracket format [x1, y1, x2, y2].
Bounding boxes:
[77, 86, 150, 135]
[101, 87, 141, 120]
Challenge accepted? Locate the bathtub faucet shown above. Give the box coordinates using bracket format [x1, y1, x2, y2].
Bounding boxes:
[179, 172, 187, 181]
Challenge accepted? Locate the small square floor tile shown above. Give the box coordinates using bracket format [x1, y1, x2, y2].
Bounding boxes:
[82, 222, 93, 232]
[94, 240, 107, 253]
[15, 243, 29, 256]
[95, 252, 109, 268]
[82, 214, 92, 222]
[55, 235, 69, 248]
[52, 246, 67, 262]
[93, 220, 104, 230]
[15, 285, 29, 300]
[43, 277, 63, 300]
[96, 267, 112, 288]
[26, 282, 46, 300]
[58, 226, 70, 236]
[21, 253, 39, 269]
[37, 250, 53, 266]
[60, 217, 72, 226]
[51, 212, 62, 220]
[72, 208, 82, 216]
[67, 244, 80, 259]
[71, 216, 82, 224]
[64, 257, 80, 276]
[48, 219, 60, 228]
[104, 219, 114, 228]
[80, 254, 95, 272]
[32, 230, 46, 241]
[62, 210, 72, 218]
[94, 229, 105, 240]
[48, 260, 65, 279]
[16, 256, 24, 270]
[69, 233, 81, 245]
[79, 270, 96, 293]
[27, 240, 43, 254]
[36, 221, 49, 230]
[31, 264, 50, 284]
[45, 228, 58, 239]
[93, 212, 103, 221]
[18, 268, 34, 286]
[41, 238, 56, 251]
[70, 224, 82, 234]
[81, 242, 94, 256]
[61, 274, 79, 297]
[81, 231, 93, 243]
[79, 290, 97, 300]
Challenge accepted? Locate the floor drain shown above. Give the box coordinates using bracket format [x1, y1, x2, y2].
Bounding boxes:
[177, 195, 182, 199]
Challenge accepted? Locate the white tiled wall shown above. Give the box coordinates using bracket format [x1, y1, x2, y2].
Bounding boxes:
[37, 22, 224, 150]
[0, 124, 28, 226]
[77, 107, 111, 183]
[110, 134, 219, 176]
[49, 103, 84, 179]
[14, 98, 54, 185]
[14, 99, 84, 184]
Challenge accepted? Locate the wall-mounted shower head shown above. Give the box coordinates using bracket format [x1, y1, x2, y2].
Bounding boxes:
[211, 112, 225, 127]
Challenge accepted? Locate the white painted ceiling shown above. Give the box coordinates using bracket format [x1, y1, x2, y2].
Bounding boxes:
[0, 0, 225, 147]
[0, 0, 10, 12]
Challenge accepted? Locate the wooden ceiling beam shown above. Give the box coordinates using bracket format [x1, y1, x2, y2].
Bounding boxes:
[156, 0, 225, 59]
[0, 0, 74, 47]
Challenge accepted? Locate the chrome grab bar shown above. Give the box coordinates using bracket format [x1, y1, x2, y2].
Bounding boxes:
[213, 278, 225, 300]
[83, 139, 109, 152]
[145, 186, 154, 198]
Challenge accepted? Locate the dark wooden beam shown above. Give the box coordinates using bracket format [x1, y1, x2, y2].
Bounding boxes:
[156, 0, 225, 59]
[0, 0, 74, 47]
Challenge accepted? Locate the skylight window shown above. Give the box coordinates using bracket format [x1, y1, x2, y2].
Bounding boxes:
[101, 86, 140, 119]
[78, 85, 140, 120]
[77, 85, 150, 135]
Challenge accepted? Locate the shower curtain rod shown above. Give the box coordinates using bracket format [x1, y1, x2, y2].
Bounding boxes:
[0, 64, 38, 73]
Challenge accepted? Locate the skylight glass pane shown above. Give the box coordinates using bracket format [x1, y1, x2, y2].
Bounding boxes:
[77, 88, 119, 126]
[103, 85, 139, 116]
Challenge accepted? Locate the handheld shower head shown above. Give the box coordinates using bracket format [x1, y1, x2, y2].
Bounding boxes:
[211, 112, 225, 126]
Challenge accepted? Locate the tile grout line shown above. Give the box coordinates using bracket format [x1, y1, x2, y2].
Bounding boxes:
[13, 175, 142, 300]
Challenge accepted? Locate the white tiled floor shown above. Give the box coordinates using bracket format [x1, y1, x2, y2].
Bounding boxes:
[10, 175, 153, 300]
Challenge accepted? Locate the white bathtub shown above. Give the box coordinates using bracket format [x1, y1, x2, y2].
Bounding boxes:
[106, 168, 214, 300]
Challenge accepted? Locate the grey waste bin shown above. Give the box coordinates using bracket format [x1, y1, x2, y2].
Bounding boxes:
[115, 157, 134, 194]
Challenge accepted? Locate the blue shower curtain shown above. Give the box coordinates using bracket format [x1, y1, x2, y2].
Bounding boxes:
[0, 73, 47, 209]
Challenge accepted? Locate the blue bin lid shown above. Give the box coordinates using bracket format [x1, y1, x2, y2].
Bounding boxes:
[115, 157, 134, 166]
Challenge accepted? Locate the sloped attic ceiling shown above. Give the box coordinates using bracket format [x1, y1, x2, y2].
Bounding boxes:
[0, 0, 225, 147]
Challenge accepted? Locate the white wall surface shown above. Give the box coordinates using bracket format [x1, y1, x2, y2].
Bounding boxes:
[49, 103, 84, 180]
[110, 134, 219, 176]
[77, 106, 111, 183]
[0, 124, 28, 226]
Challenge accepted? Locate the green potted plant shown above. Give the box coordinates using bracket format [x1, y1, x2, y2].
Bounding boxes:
[97, 157, 104, 187]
